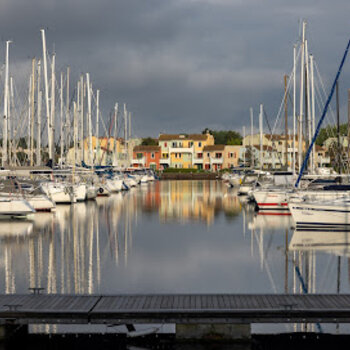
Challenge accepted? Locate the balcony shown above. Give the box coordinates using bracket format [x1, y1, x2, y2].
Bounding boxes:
[193, 158, 204, 164]
[169, 147, 194, 154]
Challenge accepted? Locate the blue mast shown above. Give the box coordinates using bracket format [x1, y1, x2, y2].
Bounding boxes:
[295, 40, 350, 188]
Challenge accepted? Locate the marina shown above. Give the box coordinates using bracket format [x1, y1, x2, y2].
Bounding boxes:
[0, 2, 349, 348]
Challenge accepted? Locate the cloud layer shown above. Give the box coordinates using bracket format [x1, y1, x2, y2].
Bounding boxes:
[0, 0, 349, 137]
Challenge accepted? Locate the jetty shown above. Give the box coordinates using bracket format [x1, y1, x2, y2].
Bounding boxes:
[1, 293, 350, 341]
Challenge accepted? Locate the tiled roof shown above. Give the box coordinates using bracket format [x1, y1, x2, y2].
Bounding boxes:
[159, 134, 209, 141]
[134, 145, 160, 152]
[203, 145, 225, 151]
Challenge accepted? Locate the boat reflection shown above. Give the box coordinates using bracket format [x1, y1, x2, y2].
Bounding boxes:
[289, 230, 350, 257]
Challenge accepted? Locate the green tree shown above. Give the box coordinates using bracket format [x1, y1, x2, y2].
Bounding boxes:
[316, 123, 348, 146]
[141, 137, 158, 146]
[202, 129, 242, 145]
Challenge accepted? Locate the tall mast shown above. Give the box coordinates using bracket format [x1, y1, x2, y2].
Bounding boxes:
[298, 20, 306, 176]
[30, 58, 36, 166]
[80, 75, 84, 163]
[50, 53, 56, 164]
[96, 90, 100, 164]
[305, 40, 312, 172]
[259, 104, 263, 171]
[124, 103, 128, 168]
[3, 41, 11, 167]
[310, 54, 316, 173]
[284, 74, 288, 169]
[27, 76, 31, 165]
[40, 29, 52, 163]
[37, 59, 42, 166]
[243, 126, 246, 166]
[114, 103, 119, 165]
[128, 111, 132, 166]
[293, 45, 297, 176]
[8, 77, 13, 165]
[60, 72, 64, 167]
[65, 66, 70, 163]
[86, 73, 93, 167]
[73, 102, 77, 177]
[336, 81, 341, 174]
[250, 107, 254, 169]
[348, 89, 350, 164]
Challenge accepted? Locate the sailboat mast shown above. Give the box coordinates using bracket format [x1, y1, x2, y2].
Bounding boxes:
[250, 107, 254, 169]
[310, 54, 316, 173]
[65, 66, 70, 164]
[30, 58, 36, 166]
[114, 103, 119, 165]
[50, 53, 56, 164]
[80, 75, 84, 163]
[60, 72, 64, 167]
[305, 40, 312, 172]
[3, 41, 10, 166]
[284, 74, 288, 169]
[86, 73, 93, 167]
[293, 45, 297, 176]
[8, 77, 12, 165]
[298, 21, 306, 176]
[37, 59, 42, 166]
[124, 103, 127, 167]
[96, 89, 100, 164]
[259, 104, 263, 171]
[40, 29, 52, 163]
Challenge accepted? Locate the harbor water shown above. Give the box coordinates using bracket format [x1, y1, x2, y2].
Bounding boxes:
[0, 180, 350, 335]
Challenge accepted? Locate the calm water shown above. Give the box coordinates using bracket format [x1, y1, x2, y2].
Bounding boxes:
[1, 180, 350, 334]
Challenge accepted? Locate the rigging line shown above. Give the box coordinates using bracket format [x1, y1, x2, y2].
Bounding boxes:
[263, 108, 284, 167]
[295, 39, 350, 187]
[271, 44, 302, 135]
[314, 59, 337, 125]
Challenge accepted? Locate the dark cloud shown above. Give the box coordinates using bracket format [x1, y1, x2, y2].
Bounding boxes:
[0, 0, 349, 138]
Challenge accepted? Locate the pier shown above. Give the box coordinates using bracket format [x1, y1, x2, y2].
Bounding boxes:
[1, 293, 350, 341]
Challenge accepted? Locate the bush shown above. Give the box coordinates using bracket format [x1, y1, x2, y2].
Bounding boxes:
[163, 167, 207, 173]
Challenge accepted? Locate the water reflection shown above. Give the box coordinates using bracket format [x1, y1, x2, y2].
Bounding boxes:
[0, 180, 349, 300]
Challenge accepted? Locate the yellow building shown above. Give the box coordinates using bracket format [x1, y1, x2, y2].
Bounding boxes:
[158, 132, 214, 169]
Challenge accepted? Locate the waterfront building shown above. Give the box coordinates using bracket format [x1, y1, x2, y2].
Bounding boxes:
[158, 132, 214, 169]
[132, 145, 161, 170]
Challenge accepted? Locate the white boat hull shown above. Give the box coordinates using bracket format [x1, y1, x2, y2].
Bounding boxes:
[289, 201, 350, 230]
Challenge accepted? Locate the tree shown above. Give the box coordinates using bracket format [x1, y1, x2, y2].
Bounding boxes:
[316, 123, 348, 146]
[201, 129, 242, 145]
[141, 137, 158, 146]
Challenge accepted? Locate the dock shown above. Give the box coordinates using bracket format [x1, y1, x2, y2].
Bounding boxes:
[1, 293, 350, 340]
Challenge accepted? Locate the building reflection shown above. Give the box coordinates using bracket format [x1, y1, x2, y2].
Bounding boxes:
[139, 180, 242, 225]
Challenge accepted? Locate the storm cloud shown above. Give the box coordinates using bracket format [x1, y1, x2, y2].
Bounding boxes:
[0, 0, 349, 137]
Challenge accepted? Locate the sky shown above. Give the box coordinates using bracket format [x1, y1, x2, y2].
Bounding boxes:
[0, 0, 349, 139]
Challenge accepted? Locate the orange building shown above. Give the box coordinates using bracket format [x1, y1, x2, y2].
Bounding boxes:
[132, 145, 161, 170]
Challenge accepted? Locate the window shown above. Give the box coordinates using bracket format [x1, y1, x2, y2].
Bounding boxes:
[136, 153, 143, 159]
[164, 142, 167, 147]
[172, 142, 177, 147]
[215, 153, 222, 159]
[197, 153, 203, 159]
[207, 153, 210, 157]
[198, 142, 202, 147]
[151, 153, 155, 159]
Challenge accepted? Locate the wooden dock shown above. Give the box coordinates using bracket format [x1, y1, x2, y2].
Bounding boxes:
[1, 293, 350, 325]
